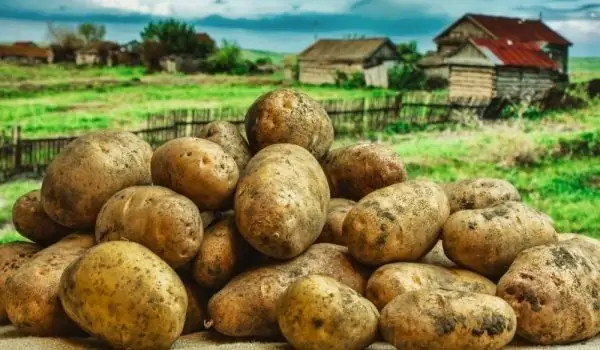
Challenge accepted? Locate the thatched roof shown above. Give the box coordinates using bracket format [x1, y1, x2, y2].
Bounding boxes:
[298, 37, 397, 63]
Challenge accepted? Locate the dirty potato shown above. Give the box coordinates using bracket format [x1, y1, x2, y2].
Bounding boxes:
[245, 88, 334, 160]
[443, 201, 558, 279]
[418, 240, 457, 268]
[366, 262, 496, 310]
[444, 178, 521, 213]
[41, 131, 153, 229]
[95, 185, 203, 269]
[380, 290, 517, 350]
[59, 241, 188, 350]
[151, 137, 239, 211]
[235, 144, 330, 260]
[317, 198, 356, 245]
[344, 180, 450, 266]
[277, 275, 379, 350]
[322, 143, 408, 201]
[196, 121, 252, 172]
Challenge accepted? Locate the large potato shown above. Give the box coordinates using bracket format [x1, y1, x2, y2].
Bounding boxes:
[444, 178, 521, 213]
[497, 238, 600, 344]
[12, 190, 72, 246]
[366, 262, 496, 310]
[235, 143, 329, 260]
[196, 121, 252, 171]
[380, 290, 517, 350]
[277, 275, 379, 350]
[0, 242, 42, 324]
[208, 243, 368, 337]
[5, 233, 94, 336]
[344, 180, 450, 266]
[151, 137, 239, 211]
[245, 88, 334, 160]
[322, 143, 408, 201]
[41, 130, 153, 229]
[443, 201, 558, 279]
[317, 198, 356, 245]
[418, 240, 457, 268]
[95, 185, 203, 269]
[59, 241, 188, 350]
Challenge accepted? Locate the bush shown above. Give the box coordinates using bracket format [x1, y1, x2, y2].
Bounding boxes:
[202, 40, 253, 75]
[255, 57, 273, 66]
[334, 71, 366, 89]
[388, 64, 426, 91]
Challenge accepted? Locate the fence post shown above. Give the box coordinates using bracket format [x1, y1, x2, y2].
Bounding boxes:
[12, 125, 21, 175]
[393, 94, 403, 121]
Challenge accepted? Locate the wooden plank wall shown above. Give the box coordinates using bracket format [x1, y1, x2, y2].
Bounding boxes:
[298, 61, 363, 85]
[496, 68, 556, 99]
[449, 66, 495, 99]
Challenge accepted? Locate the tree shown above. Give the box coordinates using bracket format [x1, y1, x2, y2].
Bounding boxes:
[46, 22, 84, 60]
[396, 40, 423, 65]
[203, 39, 246, 74]
[77, 23, 106, 45]
[140, 18, 214, 58]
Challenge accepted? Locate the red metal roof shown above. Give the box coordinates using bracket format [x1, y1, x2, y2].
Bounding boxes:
[471, 38, 558, 69]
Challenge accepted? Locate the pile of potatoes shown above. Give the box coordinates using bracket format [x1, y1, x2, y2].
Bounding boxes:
[2, 87, 599, 350]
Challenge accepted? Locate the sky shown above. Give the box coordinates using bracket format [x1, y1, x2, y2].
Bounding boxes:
[0, 0, 598, 56]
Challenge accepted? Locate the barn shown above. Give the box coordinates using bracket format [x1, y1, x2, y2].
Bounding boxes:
[297, 37, 400, 88]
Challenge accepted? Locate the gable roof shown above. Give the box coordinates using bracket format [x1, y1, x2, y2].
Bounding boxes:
[435, 13, 572, 46]
[298, 37, 398, 62]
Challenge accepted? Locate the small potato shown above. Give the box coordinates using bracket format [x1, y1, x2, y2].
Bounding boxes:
[443, 201, 558, 279]
[366, 262, 496, 310]
[181, 276, 210, 335]
[41, 130, 153, 229]
[418, 240, 457, 268]
[5, 233, 95, 336]
[317, 198, 356, 245]
[12, 190, 72, 246]
[196, 121, 252, 172]
[322, 143, 408, 201]
[95, 186, 203, 269]
[192, 214, 251, 289]
[245, 88, 334, 160]
[497, 238, 600, 345]
[151, 137, 239, 211]
[380, 289, 517, 350]
[277, 275, 379, 350]
[344, 180, 450, 266]
[59, 241, 188, 350]
[0, 242, 42, 324]
[235, 143, 330, 260]
[444, 178, 521, 213]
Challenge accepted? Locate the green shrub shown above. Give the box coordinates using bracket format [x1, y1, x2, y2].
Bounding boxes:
[255, 57, 273, 65]
[334, 71, 366, 89]
[388, 64, 426, 91]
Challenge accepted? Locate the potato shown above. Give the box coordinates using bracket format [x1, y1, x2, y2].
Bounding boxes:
[0, 242, 42, 324]
[5, 233, 94, 336]
[181, 276, 210, 335]
[11, 190, 72, 246]
[366, 262, 496, 310]
[41, 130, 153, 230]
[59, 241, 188, 350]
[443, 201, 558, 279]
[200, 211, 217, 229]
[558, 232, 600, 246]
[380, 289, 517, 350]
[344, 180, 450, 266]
[322, 143, 408, 201]
[444, 178, 521, 213]
[151, 137, 239, 211]
[244, 88, 334, 160]
[496, 238, 600, 344]
[277, 275, 379, 350]
[418, 240, 457, 268]
[207, 243, 368, 337]
[192, 214, 251, 289]
[196, 121, 252, 171]
[95, 185, 203, 269]
[317, 198, 356, 245]
[235, 143, 330, 260]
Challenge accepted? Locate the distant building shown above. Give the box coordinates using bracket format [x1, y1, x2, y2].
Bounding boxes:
[75, 41, 121, 66]
[196, 33, 216, 47]
[0, 44, 54, 64]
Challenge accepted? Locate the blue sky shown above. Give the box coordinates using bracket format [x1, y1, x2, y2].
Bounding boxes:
[0, 0, 598, 56]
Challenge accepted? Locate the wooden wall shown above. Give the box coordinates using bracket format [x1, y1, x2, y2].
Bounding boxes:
[495, 67, 556, 99]
[298, 61, 363, 85]
[545, 44, 569, 75]
[449, 66, 495, 99]
[437, 19, 492, 55]
[423, 65, 450, 79]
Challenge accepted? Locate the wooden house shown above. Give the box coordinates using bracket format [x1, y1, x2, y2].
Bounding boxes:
[75, 41, 121, 66]
[0, 44, 54, 64]
[297, 37, 400, 88]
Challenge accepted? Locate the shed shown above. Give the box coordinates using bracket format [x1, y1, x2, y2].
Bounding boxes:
[445, 38, 560, 100]
[297, 37, 400, 88]
[75, 41, 121, 66]
[0, 44, 53, 64]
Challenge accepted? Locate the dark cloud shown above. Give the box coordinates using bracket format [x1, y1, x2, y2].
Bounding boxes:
[515, 2, 600, 19]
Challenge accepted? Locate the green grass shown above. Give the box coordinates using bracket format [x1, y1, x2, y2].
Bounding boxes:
[569, 57, 600, 83]
[0, 63, 146, 84]
[241, 49, 287, 65]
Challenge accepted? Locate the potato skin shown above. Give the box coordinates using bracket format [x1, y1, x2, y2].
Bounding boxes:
[5, 233, 95, 336]
[197, 121, 252, 172]
[59, 241, 188, 350]
[317, 198, 356, 245]
[344, 180, 450, 266]
[0, 242, 43, 324]
[207, 243, 368, 337]
[366, 262, 496, 310]
[12, 190, 72, 246]
[418, 240, 457, 268]
[234, 143, 330, 260]
[277, 275, 379, 350]
[322, 143, 408, 201]
[444, 178, 521, 214]
[245, 88, 334, 160]
[95, 185, 203, 269]
[151, 137, 239, 211]
[181, 276, 210, 335]
[443, 201, 558, 279]
[41, 131, 153, 230]
[496, 238, 600, 345]
[380, 290, 517, 350]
